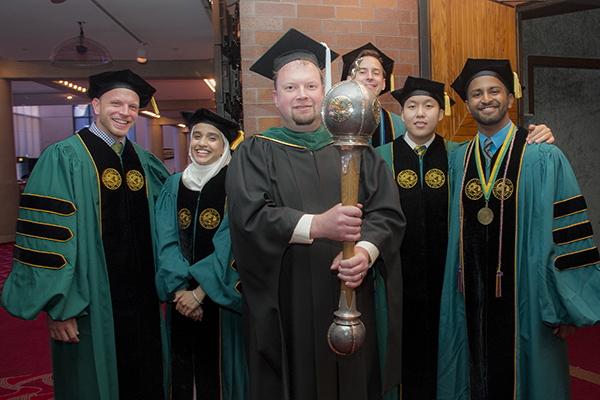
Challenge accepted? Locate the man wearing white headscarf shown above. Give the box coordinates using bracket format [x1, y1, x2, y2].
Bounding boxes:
[155, 108, 247, 400]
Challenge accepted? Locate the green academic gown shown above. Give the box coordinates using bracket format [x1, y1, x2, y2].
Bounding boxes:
[1, 129, 171, 400]
[370, 108, 406, 148]
[154, 172, 248, 400]
[377, 135, 460, 400]
[437, 128, 600, 400]
[225, 125, 405, 400]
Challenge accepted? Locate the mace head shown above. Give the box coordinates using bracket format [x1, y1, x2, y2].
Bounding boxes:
[321, 79, 381, 146]
[327, 288, 366, 355]
[327, 318, 366, 355]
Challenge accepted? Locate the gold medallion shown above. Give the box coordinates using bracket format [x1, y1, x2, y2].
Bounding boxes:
[178, 208, 191, 229]
[397, 170, 418, 189]
[199, 208, 221, 229]
[493, 178, 514, 200]
[425, 168, 445, 189]
[328, 96, 354, 123]
[102, 168, 122, 190]
[126, 170, 144, 191]
[465, 178, 483, 200]
[477, 206, 494, 225]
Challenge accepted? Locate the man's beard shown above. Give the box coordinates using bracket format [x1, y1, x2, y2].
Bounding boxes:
[292, 108, 318, 126]
[473, 101, 508, 126]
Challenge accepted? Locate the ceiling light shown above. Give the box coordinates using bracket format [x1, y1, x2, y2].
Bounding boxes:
[204, 78, 216, 92]
[136, 44, 148, 64]
[67, 95, 73, 100]
[50, 22, 113, 68]
[141, 110, 161, 119]
[54, 80, 89, 93]
[177, 124, 186, 128]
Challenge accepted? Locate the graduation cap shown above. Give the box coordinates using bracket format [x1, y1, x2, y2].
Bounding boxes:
[451, 58, 522, 102]
[249, 28, 339, 88]
[181, 109, 243, 149]
[341, 43, 395, 94]
[87, 69, 156, 108]
[392, 76, 456, 116]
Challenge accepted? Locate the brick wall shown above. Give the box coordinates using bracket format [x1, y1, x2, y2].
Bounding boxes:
[240, 0, 420, 135]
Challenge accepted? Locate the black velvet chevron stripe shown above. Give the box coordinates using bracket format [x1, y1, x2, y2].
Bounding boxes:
[20, 194, 76, 216]
[235, 281, 242, 295]
[554, 195, 586, 219]
[16, 219, 73, 242]
[553, 221, 594, 245]
[555, 247, 600, 271]
[13, 245, 67, 269]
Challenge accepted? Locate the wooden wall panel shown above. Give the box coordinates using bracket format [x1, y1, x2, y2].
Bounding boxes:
[429, 0, 518, 143]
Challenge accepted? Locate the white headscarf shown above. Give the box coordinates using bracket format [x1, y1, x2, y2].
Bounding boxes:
[181, 127, 231, 193]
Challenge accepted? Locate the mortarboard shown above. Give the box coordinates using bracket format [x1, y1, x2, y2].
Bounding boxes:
[87, 69, 156, 108]
[341, 43, 395, 94]
[181, 109, 243, 149]
[392, 76, 455, 116]
[451, 58, 522, 102]
[249, 28, 339, 87]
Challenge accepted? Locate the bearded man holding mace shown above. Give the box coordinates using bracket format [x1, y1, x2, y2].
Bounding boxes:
[225, 29, 405, 400]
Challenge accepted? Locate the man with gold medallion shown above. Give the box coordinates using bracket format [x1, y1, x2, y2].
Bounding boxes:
[437, 59, 600, 400]
[377, 75, 556, 400]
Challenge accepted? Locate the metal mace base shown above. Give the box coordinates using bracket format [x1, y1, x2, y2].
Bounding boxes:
[327, 289, 366, 355]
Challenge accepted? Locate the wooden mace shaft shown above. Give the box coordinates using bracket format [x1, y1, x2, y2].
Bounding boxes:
[340, 153, 360, 309]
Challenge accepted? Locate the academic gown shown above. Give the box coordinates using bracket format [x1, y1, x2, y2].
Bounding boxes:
[370, 108, 406, 148]
[1, 128, 171, 400]
[377, 134, 460, 400]
[154, 172, 248, 400]
[225, 125, 405, 400]
[437, 128, 600, 400]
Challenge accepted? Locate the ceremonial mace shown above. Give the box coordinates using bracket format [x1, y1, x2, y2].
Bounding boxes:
[321, 78, 381, 355]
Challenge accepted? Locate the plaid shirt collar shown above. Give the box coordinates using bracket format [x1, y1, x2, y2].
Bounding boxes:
[88, 122, 126, 147]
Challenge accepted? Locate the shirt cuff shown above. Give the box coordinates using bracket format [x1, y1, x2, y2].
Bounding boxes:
[290, 214, 314, 244]
[356, 241, 379, 267]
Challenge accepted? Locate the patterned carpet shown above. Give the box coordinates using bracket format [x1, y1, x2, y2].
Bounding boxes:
[0, 242, 598, 399]
[0, 243, 54, 399]
[0, 374, 54, 399]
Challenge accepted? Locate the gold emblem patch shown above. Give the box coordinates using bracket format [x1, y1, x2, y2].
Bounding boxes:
[178, 208, 192, 230]
[102, 168, 121, 190]
[199, 208, 221, 229]
[465, 178, 483, 200]
[397, 170, 418, 189]
[126, 170, 144, 191]
[425, 168, 445, 189]
[328, 96, 354, 123]
[493, 178, 514, 200]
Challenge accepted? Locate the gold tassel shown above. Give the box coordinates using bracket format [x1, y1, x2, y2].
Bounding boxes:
[230, 130, 245, 150]
[390, 73, 394, 92]
[444, 92, 451, 116]
[513, 71, 522, 99]
[151, 97, 161, 117]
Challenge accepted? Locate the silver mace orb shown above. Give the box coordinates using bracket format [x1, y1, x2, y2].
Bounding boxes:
[321, 79, 381, 355]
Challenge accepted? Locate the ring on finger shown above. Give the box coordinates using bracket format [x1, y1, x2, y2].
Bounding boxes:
[359, 271, 363, 278]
